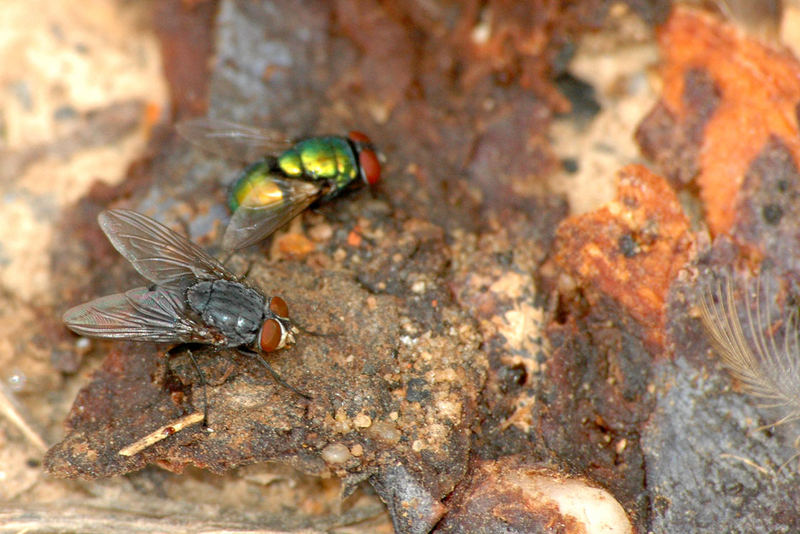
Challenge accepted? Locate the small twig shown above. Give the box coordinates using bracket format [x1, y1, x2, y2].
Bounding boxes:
[0, 380, 48, 453]
[118, 412, 204, 457]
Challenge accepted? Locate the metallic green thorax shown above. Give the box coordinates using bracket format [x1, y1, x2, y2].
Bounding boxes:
[277, 136, 358, 190]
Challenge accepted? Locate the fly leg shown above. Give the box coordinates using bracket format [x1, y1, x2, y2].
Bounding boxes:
[219, 250, 254, 282]
[167, 346, 210, 426]
[185, 348, 210, 426]
[240, 259, 254, 279]
[238, 348, 312, 400]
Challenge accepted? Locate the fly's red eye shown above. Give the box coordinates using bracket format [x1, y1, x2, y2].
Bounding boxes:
[359, 149, 381, 185]
[269, 296, 289, 318]
[348, 130, 372, 144]
[259, 319, 283, 352]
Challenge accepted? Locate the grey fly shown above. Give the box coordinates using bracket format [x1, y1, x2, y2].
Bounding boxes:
[63, 209, 309, 423]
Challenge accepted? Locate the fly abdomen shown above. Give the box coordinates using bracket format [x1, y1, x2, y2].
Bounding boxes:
[186, 280, 265, 347]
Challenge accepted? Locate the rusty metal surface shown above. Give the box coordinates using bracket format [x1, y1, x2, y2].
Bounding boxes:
[39, 1, 606, 532]
[634, 7, 800, 532]
[23, 1, 800, 533]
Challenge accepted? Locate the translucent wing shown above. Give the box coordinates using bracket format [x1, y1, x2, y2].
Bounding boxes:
[99, 209, 234, 286]
[63, 286, 212, 343]
[176, 118, 293, 162]
[223, 176, 321, 250]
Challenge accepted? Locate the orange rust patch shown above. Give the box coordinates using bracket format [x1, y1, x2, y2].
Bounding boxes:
[550, 165, 692, 349]
[657, 8, 800, 235]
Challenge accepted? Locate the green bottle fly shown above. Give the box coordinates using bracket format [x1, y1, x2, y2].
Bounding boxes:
[178, 119, 381, 250]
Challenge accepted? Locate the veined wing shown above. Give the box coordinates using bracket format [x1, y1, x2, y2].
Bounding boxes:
[223, 175, 321, 250]
[99, 209, 234, 286]
[176, 118, 293, 162]
[63, 286, 212, 343]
